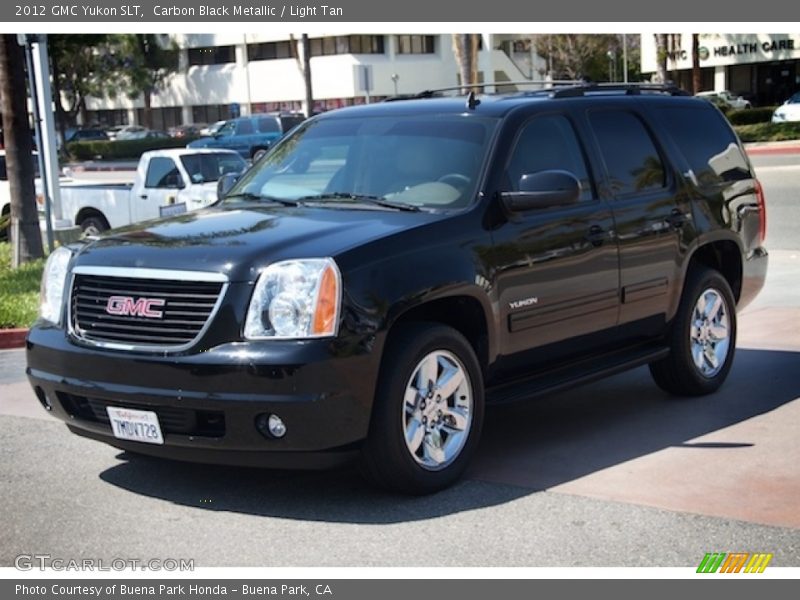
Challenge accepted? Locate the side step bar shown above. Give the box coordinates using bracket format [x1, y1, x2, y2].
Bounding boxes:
[486, 343, 670, 405]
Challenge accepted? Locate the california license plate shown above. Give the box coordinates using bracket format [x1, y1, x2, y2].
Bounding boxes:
[106, 406, 164, 445]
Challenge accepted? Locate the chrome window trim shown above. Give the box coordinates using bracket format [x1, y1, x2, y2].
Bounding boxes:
[68, 266, 229, 354]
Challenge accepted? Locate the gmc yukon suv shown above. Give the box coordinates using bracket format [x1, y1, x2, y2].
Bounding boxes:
[27, 84, 767, 494]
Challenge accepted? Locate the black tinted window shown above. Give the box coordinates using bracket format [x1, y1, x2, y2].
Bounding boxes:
[257, 118, 280, 133]
[145, 157, 182, 188]
[590, 110, 666, 196]
[236, 119, 254, 135]
[180, 153, 246, 184]
[657, 106, 748, 186]
[506, 115, 593, 201]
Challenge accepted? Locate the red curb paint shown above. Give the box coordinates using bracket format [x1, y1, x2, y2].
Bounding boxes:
[746, 146, 800, 155]
[0, 328, 28, 350]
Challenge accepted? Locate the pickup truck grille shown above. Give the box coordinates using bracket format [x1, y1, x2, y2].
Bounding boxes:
[69, 269, 226, 351]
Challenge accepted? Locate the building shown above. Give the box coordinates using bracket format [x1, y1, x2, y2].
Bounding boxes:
[83, 34, 549, 130]
[640, 33, 800, 106]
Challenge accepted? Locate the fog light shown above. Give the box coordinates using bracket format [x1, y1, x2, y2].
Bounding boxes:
[256, 413, 287, 439]
[268, 414, 287, 438]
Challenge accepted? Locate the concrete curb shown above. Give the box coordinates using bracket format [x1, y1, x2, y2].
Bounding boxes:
[0, 328, 28, 350]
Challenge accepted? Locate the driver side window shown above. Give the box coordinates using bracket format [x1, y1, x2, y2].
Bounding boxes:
[506, 115, 593, 201]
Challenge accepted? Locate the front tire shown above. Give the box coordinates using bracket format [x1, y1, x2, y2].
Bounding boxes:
[650, 266, 737, 396]
[361, 323, 484, 494]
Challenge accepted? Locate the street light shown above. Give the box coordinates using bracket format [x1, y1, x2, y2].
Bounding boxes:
[391, 73, 399, 96]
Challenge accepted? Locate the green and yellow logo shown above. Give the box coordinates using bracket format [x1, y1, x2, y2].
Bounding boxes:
[697, 552, 773, 573]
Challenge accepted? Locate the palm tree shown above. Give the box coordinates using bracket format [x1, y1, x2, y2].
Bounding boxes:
[452, 34, 480, 93]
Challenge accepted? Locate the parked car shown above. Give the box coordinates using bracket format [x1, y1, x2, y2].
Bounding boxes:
[115, 126, 150, 141]
[27, 84, 767, 494]
[199, 121, 225, 137]
[169, 124, 206, 138]
[771, 92, 800, 123]
[188, 112, 306, 160]
[47, 148, 247, 235]
[66, 128, 109, 143]
[695, 90, 752, 109]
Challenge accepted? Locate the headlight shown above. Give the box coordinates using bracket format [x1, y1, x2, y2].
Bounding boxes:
[244, 258, 341, 339]
[39, 246, 73, 325]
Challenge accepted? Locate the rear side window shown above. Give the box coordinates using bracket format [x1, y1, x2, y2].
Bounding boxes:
[589, 110, 666, 196]
[657, 106, 750, 185]
[506, 114, 593, 201]
[257, 118, 280, 133]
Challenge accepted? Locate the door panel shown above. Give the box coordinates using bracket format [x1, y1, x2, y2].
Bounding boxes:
[489, 113, 620, 360]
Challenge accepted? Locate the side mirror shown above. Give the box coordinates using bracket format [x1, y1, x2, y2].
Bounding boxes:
[217, 172, 240, 200]
[500, 170, 581, 212]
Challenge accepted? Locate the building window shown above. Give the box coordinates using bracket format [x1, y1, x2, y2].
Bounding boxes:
[192, 104, 232, 125]
[308, 35, 385, 57]
[396, 35, 436, 54]
[188, 45, 236, 66]
[247, 41, 292, 61]
[135, 107, 182, 131]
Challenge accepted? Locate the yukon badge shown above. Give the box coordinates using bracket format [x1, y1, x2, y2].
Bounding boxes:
[509, 297, 539, 310]
[105, 296, 166, 319]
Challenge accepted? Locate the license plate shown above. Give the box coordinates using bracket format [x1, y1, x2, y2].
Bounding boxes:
[106, 406, 164, 445]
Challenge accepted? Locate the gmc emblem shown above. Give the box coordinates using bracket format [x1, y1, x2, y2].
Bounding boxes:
[105, 296, 165, 318]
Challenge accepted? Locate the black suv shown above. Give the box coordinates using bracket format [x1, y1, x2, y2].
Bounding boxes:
[27, 84, 767, 494]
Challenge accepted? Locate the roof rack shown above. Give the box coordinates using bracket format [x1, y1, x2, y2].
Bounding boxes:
[383, 80, 583, 101]
[549, 82, 690, 98]
[383, 81, 690, 102]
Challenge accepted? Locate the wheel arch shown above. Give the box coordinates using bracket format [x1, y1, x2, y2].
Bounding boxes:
[686, 239, 743, 304]
[386, 293, 494, 377]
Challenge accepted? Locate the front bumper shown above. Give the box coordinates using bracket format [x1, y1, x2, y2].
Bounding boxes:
[26, 326, 380, 468]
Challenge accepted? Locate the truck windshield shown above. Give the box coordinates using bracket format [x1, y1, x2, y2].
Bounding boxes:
[225, 114, 496, 210]
[180, 153, 247, 184]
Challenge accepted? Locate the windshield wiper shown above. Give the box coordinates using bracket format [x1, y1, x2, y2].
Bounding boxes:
[224, 192, 299, 207]
[297, 192, 421, 212]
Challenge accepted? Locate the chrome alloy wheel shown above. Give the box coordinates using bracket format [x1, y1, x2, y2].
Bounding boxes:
[402, 350, 473, 471]
[690, 288, 731, 378]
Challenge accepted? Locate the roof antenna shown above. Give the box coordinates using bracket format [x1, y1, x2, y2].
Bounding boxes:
[466, 90, 481, 110]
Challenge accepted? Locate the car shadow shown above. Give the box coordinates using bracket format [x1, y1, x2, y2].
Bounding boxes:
[98, 348, 800, 523]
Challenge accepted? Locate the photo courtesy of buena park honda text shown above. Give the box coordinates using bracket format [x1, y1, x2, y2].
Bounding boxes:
[0, 0, 799, 596]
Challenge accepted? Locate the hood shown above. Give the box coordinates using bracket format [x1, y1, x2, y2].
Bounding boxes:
[72, 204, 445, 282]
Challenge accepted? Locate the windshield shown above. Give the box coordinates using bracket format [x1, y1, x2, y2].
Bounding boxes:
[225, 114, 496, 210]
[180, 153, 247, 184]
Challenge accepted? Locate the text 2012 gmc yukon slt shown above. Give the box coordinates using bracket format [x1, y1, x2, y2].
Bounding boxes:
[27, 84, 767, 494]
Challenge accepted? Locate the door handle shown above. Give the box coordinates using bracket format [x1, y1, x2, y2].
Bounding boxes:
[140, 194, 148, 199]
[586, 224, 606, 247]
[666, 209, 689, 229]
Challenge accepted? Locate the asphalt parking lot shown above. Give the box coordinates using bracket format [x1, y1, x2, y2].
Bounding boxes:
[1, 151, 798, 568]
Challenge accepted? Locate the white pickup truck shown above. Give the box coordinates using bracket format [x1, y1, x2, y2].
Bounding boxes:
[51, 148, 247, 235]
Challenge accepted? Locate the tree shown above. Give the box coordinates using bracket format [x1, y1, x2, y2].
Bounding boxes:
[533, 34, 626, 82]
[452, 34, 480, 92]
[0, 35, 43, 266]
[48, 34, 112, 146]
[654, 34, 668, 83]
[108, 34, 179, 129]
[692, 34, 702, 94]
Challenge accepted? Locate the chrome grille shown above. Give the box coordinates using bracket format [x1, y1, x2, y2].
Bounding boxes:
[69, 267, 227, 351]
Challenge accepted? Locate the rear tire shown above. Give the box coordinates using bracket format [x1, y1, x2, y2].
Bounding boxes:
[649, 266, 737, 396]
[79, 215, 109, 237]
[360, 323, 484, 495]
